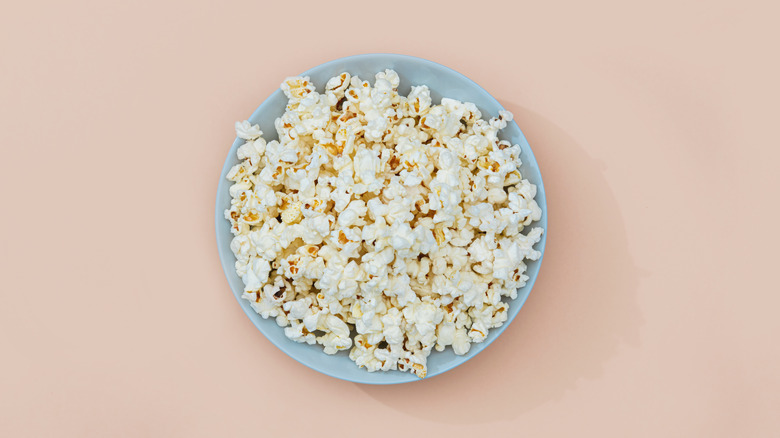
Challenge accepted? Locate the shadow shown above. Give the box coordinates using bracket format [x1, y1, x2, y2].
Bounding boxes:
[353, 106, 643, 422]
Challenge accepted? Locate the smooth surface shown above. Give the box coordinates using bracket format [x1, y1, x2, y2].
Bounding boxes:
[1, 0, 779, 436]
[216, 54, 547, 384]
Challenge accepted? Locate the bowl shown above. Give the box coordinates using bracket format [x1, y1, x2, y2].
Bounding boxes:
[215, 54, 547, 384]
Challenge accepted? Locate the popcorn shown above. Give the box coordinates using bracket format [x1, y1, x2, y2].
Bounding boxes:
[242, 258, 271, 291]
[406, 85, 432, 116]
[284, 321, 317, 345]
[226, 71, 544, 378]
[320, 314, 353, 354]
[326, 72, 351, 95]
[281, 76, 315, 101]
[452, 328, 471, 355]
[235, 120, 263, 140]
[337, 200, 367, 227]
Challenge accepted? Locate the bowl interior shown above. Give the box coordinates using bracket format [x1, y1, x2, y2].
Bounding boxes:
[215, 54, 547, 384]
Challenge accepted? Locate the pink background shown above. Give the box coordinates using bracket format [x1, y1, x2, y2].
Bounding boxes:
[1, 0, 778, 436]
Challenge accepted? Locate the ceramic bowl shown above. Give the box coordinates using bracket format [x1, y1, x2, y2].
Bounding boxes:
[215, 54, 547, 384]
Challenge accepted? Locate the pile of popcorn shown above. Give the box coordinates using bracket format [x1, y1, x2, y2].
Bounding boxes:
[225, 70, 543, 378]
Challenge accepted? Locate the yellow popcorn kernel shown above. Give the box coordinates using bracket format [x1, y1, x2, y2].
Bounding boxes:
[414, 199, 427, 213]
[433, 227, 446, 245]
[387, 154, 400, 170]
[281, 203, 302, 224]
[303, 198, 324, 212]
[299, 244, 319, 257]
[323, 143, 343, 155]
[338, 230, 350, 245]
[338, 111, 357, 123]
[242, 210, 261, 224]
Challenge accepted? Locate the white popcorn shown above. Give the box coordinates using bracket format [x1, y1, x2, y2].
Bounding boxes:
[385, 274, 419, 307]
[404, 301, 443, 344]
[326, 72, 351, 94]
[226, 70, 544, 379]
[468, 235, 496, 263]
[388, 222, 414, 252]
[235, 120, 263, 140]
[284, 321, 317, 345]
[281, 76, 315, 101]
[337, 200, 367, 228]
[278, 147, 298, 163]
[320, 314, 353, 354]
[353, 148, 382, 193]
[452, 328, 471, 355]
[406, 85, 432, 116]
[242, 258, 271, 292]
[375, 69, 400, 89]
[381, 307, 405, 345]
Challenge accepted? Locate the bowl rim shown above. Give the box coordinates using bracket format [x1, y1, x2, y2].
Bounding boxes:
[215, 53, 547, 384]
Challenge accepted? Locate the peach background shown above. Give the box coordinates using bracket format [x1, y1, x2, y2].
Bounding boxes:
[1, 0, 778, 436]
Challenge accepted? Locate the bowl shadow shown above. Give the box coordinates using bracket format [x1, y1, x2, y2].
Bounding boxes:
[354, 105, 643, 422]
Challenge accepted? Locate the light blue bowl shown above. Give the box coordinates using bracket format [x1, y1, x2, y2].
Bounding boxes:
[215, 54, 547, 384]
